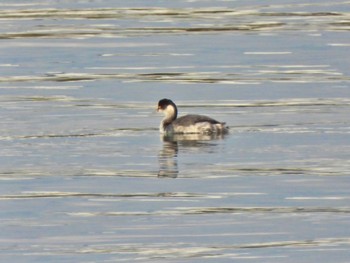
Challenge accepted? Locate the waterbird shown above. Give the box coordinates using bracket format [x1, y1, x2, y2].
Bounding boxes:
[157, 98, 228, 135]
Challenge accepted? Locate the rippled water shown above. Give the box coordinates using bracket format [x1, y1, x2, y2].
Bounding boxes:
[1, 0, 350, 262]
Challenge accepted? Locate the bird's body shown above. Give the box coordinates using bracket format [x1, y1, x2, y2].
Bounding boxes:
[157, 99, 228, 135]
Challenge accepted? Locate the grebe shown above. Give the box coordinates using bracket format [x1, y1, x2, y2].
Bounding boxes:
[157, 98, 228, 135]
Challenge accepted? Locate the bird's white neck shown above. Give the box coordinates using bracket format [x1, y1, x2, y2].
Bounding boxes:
[162, 104, 177, 122]
[160, 104, 177, 133]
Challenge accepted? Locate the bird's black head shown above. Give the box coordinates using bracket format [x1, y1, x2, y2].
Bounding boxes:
[157, 98, 174, 111]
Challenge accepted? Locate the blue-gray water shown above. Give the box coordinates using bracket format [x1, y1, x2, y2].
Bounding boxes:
[1, 0, 350, 262]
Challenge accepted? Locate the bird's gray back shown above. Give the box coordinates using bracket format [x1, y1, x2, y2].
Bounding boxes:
[173, 114, 222, 126]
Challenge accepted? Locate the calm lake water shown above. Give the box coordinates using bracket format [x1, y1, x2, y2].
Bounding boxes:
[1, 0, 350, 262]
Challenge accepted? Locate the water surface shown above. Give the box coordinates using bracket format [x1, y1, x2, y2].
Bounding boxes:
[0, 0, 350, 262]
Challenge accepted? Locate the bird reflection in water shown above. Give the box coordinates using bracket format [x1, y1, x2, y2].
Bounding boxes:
[158, 133, 226, 178]
[158, 137, 178, 178]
